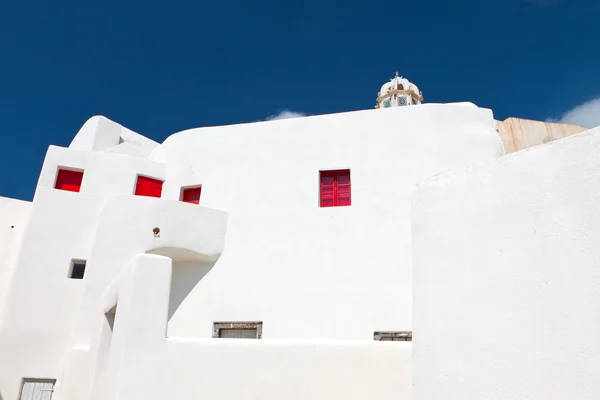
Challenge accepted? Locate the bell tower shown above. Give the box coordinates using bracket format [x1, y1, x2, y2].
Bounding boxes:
[376, 72, 423, 109]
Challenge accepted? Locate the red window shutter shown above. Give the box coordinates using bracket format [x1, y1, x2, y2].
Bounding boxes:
[320, 174, 335, 207]
[336, 172, 351, 206]
[135, 176, 163, 198]
[55, 169, 84, 192]
[182, 187, 201, 204]
[320, 170, 351, 207]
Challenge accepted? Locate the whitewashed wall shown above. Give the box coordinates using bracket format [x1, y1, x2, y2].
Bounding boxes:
[0, 120, 177, 400]
[0, 197, 31, 321]
[93, 254, 413, 400]
[0, 104, 503, 400]
[412, 127, 600, 400]
[150, 104, 504, 340]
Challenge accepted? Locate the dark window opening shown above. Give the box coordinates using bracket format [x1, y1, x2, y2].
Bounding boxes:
[69, 260, 87, 279]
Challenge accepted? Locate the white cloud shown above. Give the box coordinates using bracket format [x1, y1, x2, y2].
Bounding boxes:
[551, 98, 600, 129]
[266, 110, 306, 121]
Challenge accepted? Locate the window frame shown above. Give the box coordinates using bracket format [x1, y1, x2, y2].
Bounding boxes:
[212, 321, 263, 339]
[18, 378, 56, 400]
[180, 185, 202, 205]
[68, 259, 87, 280]
[134, 174, 164, 198]
[54, 167, 84, 192]
[319, 169, 351, 208]
[373, 331, 412, 342]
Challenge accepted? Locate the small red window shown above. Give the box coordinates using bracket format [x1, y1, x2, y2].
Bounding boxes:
[55, 169, 84, 192]
[181, 186, 201, 205]
[135, 175, 163, 198]
[320, 170, 351, 207]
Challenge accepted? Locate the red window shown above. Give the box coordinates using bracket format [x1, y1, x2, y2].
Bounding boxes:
[181, 186, 201, 204]
[55, 169, 84, 192]
[320, 170, 351, 207]
[135, 175, 163, 198]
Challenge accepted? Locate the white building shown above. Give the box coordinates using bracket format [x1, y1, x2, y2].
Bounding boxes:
[412, 124, 600, 400]
[0, 74, 595, 400]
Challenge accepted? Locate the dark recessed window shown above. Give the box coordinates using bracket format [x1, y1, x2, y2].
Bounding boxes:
[213, 322, 262, 339]
[320, 169, 351, 207]
[374, 331, 412, 342]
[69, 260, 87, 279]
[55, 169, 84, 192]
[181, 186, 201, 204]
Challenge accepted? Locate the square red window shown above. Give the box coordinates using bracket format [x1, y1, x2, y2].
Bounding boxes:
[135, 175, 163, 198]
[181, 186, 201, 205]
[320, 169, 351, 207]
[55, 169, 84, 192]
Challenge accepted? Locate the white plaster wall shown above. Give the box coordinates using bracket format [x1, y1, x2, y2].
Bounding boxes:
[0, 104, 503, 400]
[36, 145, 165, 198]
[0, 141, 226, 400]
[55, 195, 227, 400]
[68, 116, 158, 156]
[0, 190, 105, 400]
[412, 127, 600, 400]
[0, 197, 31, 323]
[168, 260, 215, 335]
[136, 340, 412, 400]
[0, 193, 227, 399]
[151, 104, 504, 340]
[68, 116, 119, 152]
[96, 254, 413, 400]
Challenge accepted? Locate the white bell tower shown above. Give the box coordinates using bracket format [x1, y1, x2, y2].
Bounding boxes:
[376, 72, 423, 109]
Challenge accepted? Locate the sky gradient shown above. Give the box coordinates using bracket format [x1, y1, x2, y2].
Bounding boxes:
[1, 0, 599, 200]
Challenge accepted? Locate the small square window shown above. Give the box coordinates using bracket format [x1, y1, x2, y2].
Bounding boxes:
[55, 169, 84, 192]
[135, 175, 163, 198]
[181, 186, 201, 204]
[320, 169, 351, 207]
[19, 379, 56, 400]
[69, 260, 86, 279]
[219, 328, 258, 338]
[374, 331, 412, 342]
[213, 322, 262, 339]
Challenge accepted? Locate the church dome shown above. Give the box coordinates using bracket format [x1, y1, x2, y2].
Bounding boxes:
[380, 77, 411, 94]
[376, 73, 423, 109]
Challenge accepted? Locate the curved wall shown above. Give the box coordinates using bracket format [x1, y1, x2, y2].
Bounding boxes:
[0, 104, 503, 400]
[150, 104, 504, 340]
[412, 127, 600, 400]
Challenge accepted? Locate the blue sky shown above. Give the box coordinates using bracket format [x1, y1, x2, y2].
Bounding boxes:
[1, 0, 599, 200]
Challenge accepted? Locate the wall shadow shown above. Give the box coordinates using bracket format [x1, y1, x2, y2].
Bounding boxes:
[168, 261, 213, 321]
[146, 247, 217, 327]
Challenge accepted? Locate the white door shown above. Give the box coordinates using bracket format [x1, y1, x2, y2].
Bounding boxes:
[20, 380, 55, 400]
